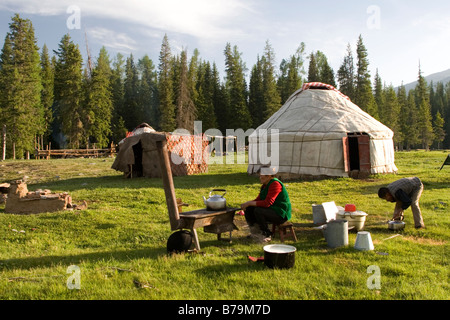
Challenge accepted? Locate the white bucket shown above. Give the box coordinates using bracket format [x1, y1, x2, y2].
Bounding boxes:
[354, 231, 374, 251]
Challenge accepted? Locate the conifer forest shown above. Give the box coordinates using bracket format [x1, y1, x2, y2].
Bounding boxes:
[1, 14, 449, 159]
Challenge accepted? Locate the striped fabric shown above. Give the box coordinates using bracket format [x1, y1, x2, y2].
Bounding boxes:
[301, 82, 351, 101]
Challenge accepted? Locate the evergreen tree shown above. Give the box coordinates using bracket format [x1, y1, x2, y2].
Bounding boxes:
[433, 111, 445, 149]
[123, 54, 140, 130]
[373, 70, 384, 121]
[0, 14, 43, 158]
[175, 49, 196, 132]
[248, 56, 264, 127]
[40, 44, 54, 146]
[337, 43, 355, 101]
[307, 52, 319, 82]
[443, 82, 450, 148]
[383, 84, 401, 146]
[84, 47, 112, 148]
[138, 55, 158, 126]
[224, 43, 251, 130]
[54, 33, 84, 148]
[354, 35, 378, 118]
[396, 84, 408, 150]
[212, 63, 228, 133]
[261, 40, 281, 121]
[158, 34, 176, 132]
[415, 65, 434, 150]
[110, 53, 127, 143]
[308, 51, 336, 86]
[277, 42, 306, 103]
[404, 89, 421, 149]
[195, 60, 217, 130]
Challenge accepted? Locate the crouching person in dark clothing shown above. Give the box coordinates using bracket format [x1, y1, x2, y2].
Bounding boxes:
[241, 166, 292, 242]
[378, 177, 425, 229]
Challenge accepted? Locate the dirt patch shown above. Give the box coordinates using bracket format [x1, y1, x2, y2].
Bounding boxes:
[402, 236, 446, 246]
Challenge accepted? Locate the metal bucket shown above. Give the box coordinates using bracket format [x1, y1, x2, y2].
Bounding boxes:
[324, 219, 348, 248]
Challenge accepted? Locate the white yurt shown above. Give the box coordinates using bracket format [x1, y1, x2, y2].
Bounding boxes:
[247, 82, 398, 179]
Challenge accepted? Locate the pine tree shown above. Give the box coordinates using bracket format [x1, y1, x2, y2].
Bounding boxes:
[433, 111, 445, 149]
[277, 43, 305, 103]
[443, 82, 450, 148]
[248, 56, 264, 127]
[138, 55, 158, 126]
[0, 14, 44, 158]
[224, 43, 251, 130]
[212, 63, 228, 133]
[373, 70, 384, 122]
[158, 34, 176, 132]
[195, 60, 217, 130]
[54, 33, 84, 148]
[40, 44, 54, 145]
[175, 49, 196, 132]
[123, 54, 140, 130]
[307, 52, 319, 82]
[84, 47, 112, 148]
[404, 89, 421, 149]
[415, 65, 434, 150]
[307, 51, 336, 86]
[396, 84, 408, 150]
[354, 35, 378, 118]
[110, 53, 127, 143]
[383, 84, 401, 147]
[337, 43, 355, 101]
[261, 40, 281, 121]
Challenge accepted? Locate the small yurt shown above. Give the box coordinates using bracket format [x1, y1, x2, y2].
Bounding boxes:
[247, 82, 398, 179]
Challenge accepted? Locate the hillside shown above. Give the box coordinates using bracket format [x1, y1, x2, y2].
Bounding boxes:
[400, 68, 450, 92]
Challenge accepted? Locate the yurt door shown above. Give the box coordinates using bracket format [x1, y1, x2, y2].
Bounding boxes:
[342, 134, 371, 174]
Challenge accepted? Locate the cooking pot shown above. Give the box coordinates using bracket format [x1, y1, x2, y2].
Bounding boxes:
[167, 230, 193, 253]
[203, 189, 226, 210]
[263, 244, 296, 269]
[388, 220, 405, 230]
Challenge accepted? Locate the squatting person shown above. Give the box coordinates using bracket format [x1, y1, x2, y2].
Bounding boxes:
[378, 176, 425, 229]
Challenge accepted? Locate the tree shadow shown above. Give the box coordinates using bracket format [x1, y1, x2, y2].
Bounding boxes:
[26, 172, 257, 193]
[0, 247, 167, 271]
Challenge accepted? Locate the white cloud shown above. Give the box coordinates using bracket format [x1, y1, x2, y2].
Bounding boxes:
[87, 27, 137, 53]
[0, 0, 257, 40]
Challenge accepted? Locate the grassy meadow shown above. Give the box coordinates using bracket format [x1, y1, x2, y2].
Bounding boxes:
[0, 150, 448, 300]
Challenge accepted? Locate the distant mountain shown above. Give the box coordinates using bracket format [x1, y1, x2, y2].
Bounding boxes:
[399, 68, 450, 92]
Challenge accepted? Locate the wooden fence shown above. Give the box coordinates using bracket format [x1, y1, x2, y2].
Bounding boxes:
[35, 143, 116, 159]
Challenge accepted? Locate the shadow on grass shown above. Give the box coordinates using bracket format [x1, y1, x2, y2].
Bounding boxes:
[28, 172, 256, 192]
[0, 247, 167, 271]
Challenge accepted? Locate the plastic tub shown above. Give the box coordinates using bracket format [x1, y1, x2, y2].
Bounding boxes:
[337, 210, 367, 231]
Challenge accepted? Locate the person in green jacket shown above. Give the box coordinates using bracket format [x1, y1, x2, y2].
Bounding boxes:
[241, 166, 292, 242]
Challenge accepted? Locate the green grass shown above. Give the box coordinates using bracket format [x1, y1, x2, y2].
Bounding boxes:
[0, 151, 449, 300]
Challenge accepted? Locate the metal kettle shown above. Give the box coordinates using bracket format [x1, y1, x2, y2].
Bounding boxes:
[203, 189, 227, 210]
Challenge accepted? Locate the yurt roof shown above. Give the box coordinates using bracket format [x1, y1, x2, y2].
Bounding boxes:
[257, 83, 393, 139]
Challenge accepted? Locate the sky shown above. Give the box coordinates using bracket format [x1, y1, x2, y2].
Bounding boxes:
[1, 0, 450, 88]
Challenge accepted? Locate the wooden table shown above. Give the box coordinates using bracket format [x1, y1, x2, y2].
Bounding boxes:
[179, 207, 240, 250]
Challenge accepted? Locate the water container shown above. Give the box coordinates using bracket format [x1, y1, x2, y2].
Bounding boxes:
[324, 219, 348, 248]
